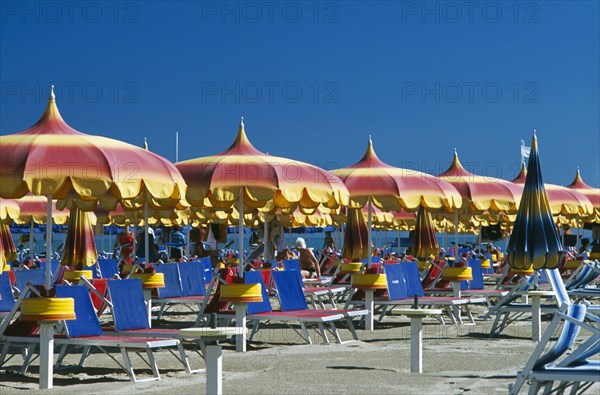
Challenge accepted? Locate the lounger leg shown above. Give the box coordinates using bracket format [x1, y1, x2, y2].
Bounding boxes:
[527, 380, 541, 394]
[0, 342, 10, 366]
[249, 321, 260, 341]
[329, 322, 343, 344]
[55, 344, 68, 369]
[177, 343, 193, 374]
[147, 349, 160, 380]
[21, 344, 36, 374]
[328, 293, 337, 309]
[531, 295, 542, 342]
[299, 322, 312, 344]
[317, 323, 330, 344]
[120, 348, 137, 382]
[345, 317, 359, 341]
[79, 346, 91, 366]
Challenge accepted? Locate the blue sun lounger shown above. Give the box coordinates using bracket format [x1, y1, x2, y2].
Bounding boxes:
[244, 270, 364, 344]
[509, 302, 600, 394]
[152, 262, 208, 320]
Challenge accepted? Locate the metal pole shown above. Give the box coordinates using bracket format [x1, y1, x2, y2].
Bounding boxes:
[186, 214, 191, 258]
[45, 195, 53, 289]
[144, 201, 149, 265]
[367, 197, 373, 264]
[29, 221, 35, 262]
[238, 193, 244, 277]
[454, 210, 459, 257]
[264, 219, 270, 261]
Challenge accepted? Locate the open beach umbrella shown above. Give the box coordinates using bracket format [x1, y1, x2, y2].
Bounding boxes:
[438, 150, 523, 252]
[333, 137, 462, 261]
[0, 88, 187, 287]
[566, 169, 600, 224]
[512, 163, 593, 218]
[60, 205, 98, 269]
[342, 208, 369, 260]
[412, 206, 439, 260]
[176, 118, 349, 274]
[507, 133, 562, 270]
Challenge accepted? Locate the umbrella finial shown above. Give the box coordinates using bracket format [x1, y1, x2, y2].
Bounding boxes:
[368, 134, 372, 145]
[144, 137, 148, 151]
[240, 116, 245, 128]
[533, 129, 537, 137]
[49, 84, 55, 101]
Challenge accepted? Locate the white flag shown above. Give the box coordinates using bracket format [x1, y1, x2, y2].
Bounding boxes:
[520, 140, 530, 159]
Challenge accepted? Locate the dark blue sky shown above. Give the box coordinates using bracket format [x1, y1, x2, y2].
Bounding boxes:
[1, 1, 598, 186]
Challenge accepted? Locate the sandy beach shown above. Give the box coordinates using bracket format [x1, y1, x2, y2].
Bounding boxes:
[2, 303, 596, 395]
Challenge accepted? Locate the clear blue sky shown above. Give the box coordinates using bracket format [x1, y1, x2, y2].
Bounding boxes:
[1, 1, 598, 187]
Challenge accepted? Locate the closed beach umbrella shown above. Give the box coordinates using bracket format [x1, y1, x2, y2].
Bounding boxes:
[60, 205, 98, 269]
[342, 208, 369, 260]
[176, 118, 349, 274]
[333, 137, 462, 260]
[412, 206, 438, 260]
[0, 224, 17, 268]
[0, 88, 186, 287]
[507, 133, 562, 270]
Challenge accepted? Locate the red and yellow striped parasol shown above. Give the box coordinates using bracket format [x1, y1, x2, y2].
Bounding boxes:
[0, 88, 186, 211]
[333, 137, 462, 259]
[0, 88, 186, 287]
[566, 169, 600, 224]
[438, 150, 523, 250]
[342, 208, 369, 261]
[512, 163, 593, 218]
[176, 118, 349, 273]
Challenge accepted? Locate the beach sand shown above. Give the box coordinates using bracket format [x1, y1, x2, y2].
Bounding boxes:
[1, 305, 597, 394]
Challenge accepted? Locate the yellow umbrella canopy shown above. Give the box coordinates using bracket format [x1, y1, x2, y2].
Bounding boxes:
[60, 205, 98, 270]
[512, 163, 593, 218]
[176, 118, 348, 211]
[332, 138, 462, 212]
[176, 118, 349, 273]
[0, 198, 20, 224]
[11, 194, 89, 225]
[439, 150, 523, 214]
[566, 169, 600, 223]
[0, 89, 186, 211]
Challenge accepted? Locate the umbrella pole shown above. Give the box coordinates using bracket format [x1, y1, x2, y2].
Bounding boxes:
[45, 195, 53, 289]
[29, 221, 35, 262]
[367, 197, 373, 266]
[575, 214, 580, 250]
[144, 202, 149, 266]
[397, 227, 401, 255]
[186, 215, 190, 258]
[264, 220, 269, 261]
[454, 211, 459, 256]
[238, 193, 244, 277]
[478, 226, 482, 252]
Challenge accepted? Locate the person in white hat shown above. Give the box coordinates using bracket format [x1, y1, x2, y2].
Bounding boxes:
[295, 237, 321, 279]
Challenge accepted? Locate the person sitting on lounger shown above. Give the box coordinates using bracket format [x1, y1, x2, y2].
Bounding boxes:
[295, 237, 321, 279]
